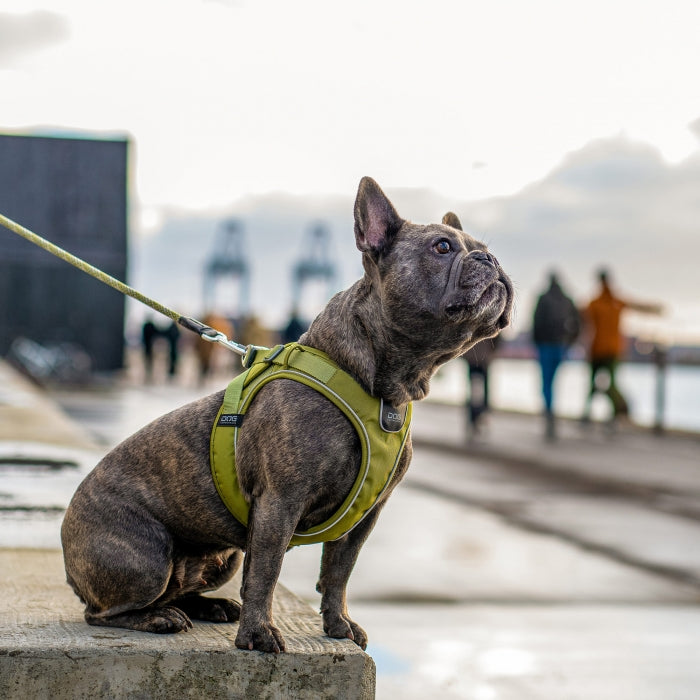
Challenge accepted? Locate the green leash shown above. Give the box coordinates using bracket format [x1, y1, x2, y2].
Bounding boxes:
[0, 211, 259, 363]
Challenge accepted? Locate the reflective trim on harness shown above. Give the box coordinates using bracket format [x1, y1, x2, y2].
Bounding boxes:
[209, 343, 412, 547]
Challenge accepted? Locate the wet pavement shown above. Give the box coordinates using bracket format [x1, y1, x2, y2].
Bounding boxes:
[1, 352, 699, 699]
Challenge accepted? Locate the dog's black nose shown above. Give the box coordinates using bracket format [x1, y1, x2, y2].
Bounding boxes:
[470, 250, 499, 268]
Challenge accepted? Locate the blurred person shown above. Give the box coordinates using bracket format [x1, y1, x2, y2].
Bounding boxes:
[239, 315, 274, 349]
[582, 268, 662, 424]
[163, 321, 180, 379]
[195, 313, 234, 383]
[281, 307, 308, 344]
[532, 271, 581, 440]
[463, 336, 500, 436]
[141, 319, 180, 381]
[141, 319, 158, 380]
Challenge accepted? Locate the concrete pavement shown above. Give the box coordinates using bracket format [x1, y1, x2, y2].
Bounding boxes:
[410, 401, 700, 589]
[411, 400, 700, 505]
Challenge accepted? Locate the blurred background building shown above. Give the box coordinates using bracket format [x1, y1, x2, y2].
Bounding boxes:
[0, 133, 128, 371]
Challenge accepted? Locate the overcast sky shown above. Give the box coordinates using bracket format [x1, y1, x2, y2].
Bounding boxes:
[2, 0, 700, 342]
[3, 1, 700, 218]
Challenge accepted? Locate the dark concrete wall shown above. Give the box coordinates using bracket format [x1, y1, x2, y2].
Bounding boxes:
[0, 133, 128, 371]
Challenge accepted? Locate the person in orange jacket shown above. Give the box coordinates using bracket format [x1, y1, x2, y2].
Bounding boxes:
[582, 269, 662, 422]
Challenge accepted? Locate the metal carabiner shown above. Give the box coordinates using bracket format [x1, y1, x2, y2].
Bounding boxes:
[200, 330, 249, 358]
[178, 316, 250, 360]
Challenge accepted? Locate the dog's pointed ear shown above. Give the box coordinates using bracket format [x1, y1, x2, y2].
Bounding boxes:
[354, 177, 404, 255]
[442, 212, 463, 231]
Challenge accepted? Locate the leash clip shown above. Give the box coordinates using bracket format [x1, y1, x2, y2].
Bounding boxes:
[183, 316, 264, 367]
[200, 329, 250, 359]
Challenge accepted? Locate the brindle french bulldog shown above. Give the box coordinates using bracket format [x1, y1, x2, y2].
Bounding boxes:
[61, 177, 513, 653]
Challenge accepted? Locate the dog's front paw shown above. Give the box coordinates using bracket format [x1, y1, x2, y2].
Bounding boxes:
[323, 613, 368, 650]
[235, 620, 286, 653]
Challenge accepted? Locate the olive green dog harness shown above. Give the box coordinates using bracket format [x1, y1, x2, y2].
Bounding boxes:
[210, 342, 412, 546]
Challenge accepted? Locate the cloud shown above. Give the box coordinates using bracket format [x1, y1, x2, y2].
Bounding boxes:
[0, 11, 69, 64]
[458, 135, 700, 341]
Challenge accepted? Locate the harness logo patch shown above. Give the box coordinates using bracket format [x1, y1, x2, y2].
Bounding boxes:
[218, 413, 244, 427]
[380, 400, 405, 433]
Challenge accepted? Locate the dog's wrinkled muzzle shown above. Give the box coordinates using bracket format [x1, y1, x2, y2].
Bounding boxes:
[447, 249, 500, 295]
[446, 251, 465, 294]
[443, 248, 513, 329]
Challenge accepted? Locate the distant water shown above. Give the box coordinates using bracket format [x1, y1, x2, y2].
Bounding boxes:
[430, 358, 700, 433]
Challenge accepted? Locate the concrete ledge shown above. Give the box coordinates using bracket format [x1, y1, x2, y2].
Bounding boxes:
[0, 549, 375, 699]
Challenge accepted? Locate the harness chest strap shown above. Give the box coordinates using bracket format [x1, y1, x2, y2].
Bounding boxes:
[209, 343, 412, 547]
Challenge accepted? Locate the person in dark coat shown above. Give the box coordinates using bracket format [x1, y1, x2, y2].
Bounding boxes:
[533, 272, 581, 439]
[281, 308, 308, 344]
[463, 336, 500, 436]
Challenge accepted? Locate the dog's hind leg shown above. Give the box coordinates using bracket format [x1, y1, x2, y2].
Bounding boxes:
[174, 595, 241, 623]
[63, 503, 196, 633]
[85, 605, 194, 633]
[167, 549, 243, 623]
[83, 549, 243, 632]
[79, 549, 196, 633]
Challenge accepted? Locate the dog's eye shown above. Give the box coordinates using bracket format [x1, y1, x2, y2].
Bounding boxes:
[433, 239, 452, 255]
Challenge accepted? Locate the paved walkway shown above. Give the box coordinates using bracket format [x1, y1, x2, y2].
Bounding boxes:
[412, 401, 700, 501]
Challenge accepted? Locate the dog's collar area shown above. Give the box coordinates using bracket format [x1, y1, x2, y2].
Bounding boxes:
[240, 343, 410, 433]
